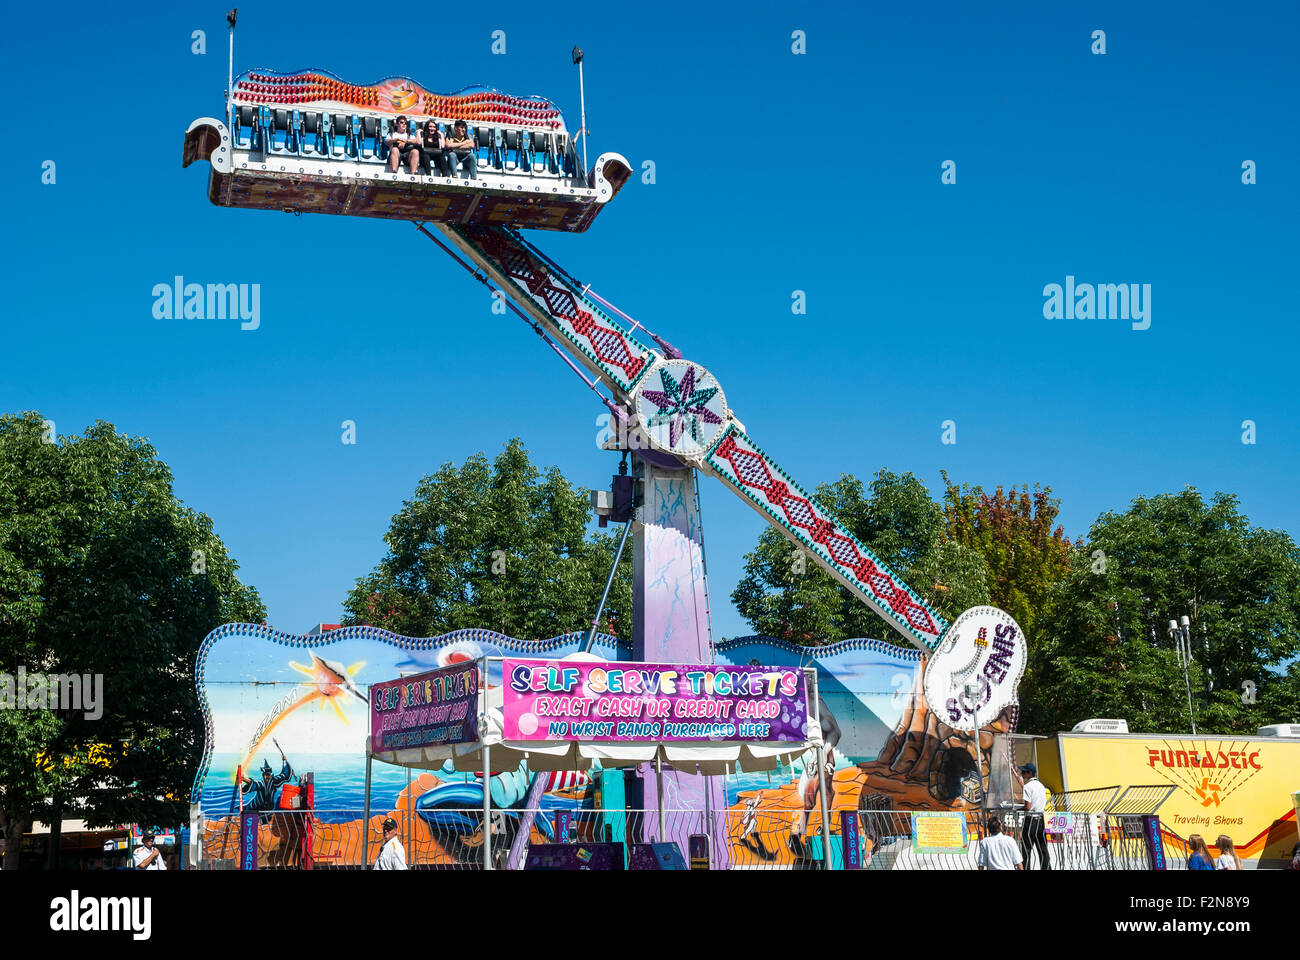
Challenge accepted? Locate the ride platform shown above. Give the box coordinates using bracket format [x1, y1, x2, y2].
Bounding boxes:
[182, 69, 631, 232]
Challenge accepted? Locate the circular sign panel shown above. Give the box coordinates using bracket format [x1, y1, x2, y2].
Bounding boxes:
[632, 359, 729, 459]
[923, 605, 1027, 732]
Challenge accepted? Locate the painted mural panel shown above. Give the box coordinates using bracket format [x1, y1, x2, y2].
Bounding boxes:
[714, 636, 1018, 867]
[193, 624, 1017, 868]
[194, 623, 617, 867]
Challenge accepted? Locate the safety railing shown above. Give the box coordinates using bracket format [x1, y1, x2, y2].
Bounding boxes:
[197, 804, 1186, 870]
[201, 808, 715, 870]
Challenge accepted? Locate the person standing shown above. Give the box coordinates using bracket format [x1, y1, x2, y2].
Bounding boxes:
[977, 816, 1024, 870]
[1187, 834, 1215, 870]
[132, 831, 166, 870]
[1018, 763, 1051, 870]
[1214, 834, 1242, 870]
[374, 817, 407, 870]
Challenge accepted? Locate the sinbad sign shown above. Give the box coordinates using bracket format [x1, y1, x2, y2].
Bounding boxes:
[1055, 734, 1299, 864]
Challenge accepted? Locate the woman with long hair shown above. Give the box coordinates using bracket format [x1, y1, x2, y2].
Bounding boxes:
[1214, 834, 1243, 870]
[1186, 833, 1215, 870]
[420, 120, 450, 177]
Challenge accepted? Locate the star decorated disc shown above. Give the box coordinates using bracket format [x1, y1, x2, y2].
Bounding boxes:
[923, 606, 1027, 732]
[632, 359, 729, 459]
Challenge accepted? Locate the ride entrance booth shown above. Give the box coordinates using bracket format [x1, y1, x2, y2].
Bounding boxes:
[363, 655, 825, 870]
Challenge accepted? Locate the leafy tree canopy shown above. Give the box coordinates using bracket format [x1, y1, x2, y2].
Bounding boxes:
[940, 471, 1077, 645]
[342, 439, 631, 641]
[0, 412, 265, 867]
[1025, 488, 1300, 734]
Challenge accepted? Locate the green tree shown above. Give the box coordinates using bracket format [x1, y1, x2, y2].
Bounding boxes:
[0, 413, 265, 868]
[940, 472, 1077, 646]
[342, 439, 631, 641]
[1025, 488, 1300, 734]
[731, 470, 989, 645]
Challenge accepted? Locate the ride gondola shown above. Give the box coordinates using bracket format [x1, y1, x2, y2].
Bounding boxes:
[183, 68, 631, 231]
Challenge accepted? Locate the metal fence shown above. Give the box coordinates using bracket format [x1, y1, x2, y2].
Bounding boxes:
[198, 795, 1187, 870]
[202, 808, 717, 870]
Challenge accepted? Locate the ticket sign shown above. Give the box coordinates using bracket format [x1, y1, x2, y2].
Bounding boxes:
[502, 660, 808, 742]
[1044, 812, 1075, 835]
[910, 812, 970, 855]
[370, 661, 479, 752]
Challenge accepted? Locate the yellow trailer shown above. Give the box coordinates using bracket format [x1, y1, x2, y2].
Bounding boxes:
[1036, 731, 1300, 868]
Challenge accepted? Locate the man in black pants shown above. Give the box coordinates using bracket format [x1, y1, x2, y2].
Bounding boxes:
[1018, 762, 1051, 869]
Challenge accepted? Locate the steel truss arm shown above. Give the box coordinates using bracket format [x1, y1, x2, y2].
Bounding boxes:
[425, 223, 947, 651]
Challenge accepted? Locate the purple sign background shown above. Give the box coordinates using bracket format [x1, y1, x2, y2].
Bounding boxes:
[369, 661, 479, 752]
[841, 809, 862, 870]
[503, 660, 807, 742]
[239, 812, 258, 870]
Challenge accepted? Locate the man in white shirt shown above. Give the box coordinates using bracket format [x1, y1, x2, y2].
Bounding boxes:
[132, 831, 166, 870]
[977, 816, 1023, 870]
[1019, 763, 1051, 870]
[385, 116, 421, 174]
[374, 817, 407, 870]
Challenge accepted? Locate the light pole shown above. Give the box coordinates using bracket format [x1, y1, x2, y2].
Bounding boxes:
[571, 46, 589, 178]
[1169, 616, 1197, 734]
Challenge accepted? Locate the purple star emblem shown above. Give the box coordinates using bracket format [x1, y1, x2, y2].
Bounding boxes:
[641, 365, 722, 448]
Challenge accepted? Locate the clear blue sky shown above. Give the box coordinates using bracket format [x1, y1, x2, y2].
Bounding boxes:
[3, 1, 1297, 641]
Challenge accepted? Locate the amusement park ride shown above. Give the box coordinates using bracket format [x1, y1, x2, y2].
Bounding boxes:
[182, 36, 1023, 814]
[182, 60, 948, 657]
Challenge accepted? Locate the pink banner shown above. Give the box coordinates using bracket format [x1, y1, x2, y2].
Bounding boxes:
[503, 659, 807, 742]
[370, 661, 479, 752]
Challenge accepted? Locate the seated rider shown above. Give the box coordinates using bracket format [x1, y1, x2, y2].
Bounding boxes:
[420, 120, 451, 177]
[445, 120, 478, 179]
[386, 115, 421, 174]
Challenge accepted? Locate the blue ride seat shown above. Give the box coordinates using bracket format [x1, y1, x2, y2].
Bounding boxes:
[559, 135, 582, 180]
[329, 113, 357, 159]
[234, 105, 257, 150]
[551, 132, 573, 177]
[473, 125, 503, 171]
[360, 117, 380, 160]
[301, 111, 326, 156]
[531, 132, 558, 176]
[518, 130, 535, 173]
[503, 128, 535, 173]
[256, 106, 275, 156]
[270, 109, 292, 153]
